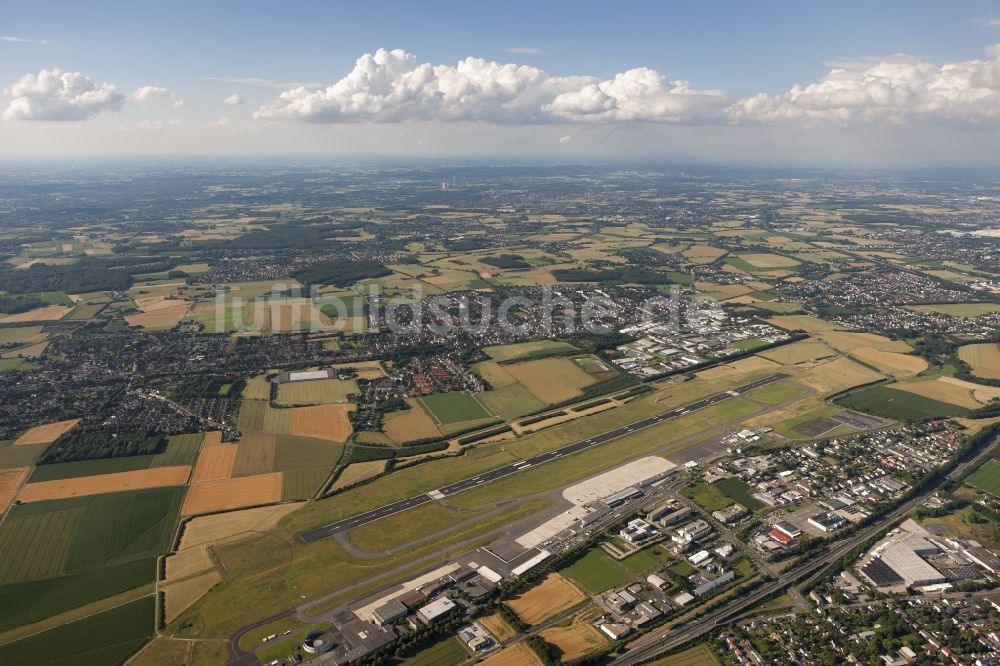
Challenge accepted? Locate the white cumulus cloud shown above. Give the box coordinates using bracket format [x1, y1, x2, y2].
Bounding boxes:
[2, 68, 126, 120]
[254, 48, 727, 124]
[726, 44, 1000, 126]
[224, 94, 244, 105]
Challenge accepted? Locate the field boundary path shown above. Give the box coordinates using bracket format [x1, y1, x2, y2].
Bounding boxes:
[299, 374, 789, 542]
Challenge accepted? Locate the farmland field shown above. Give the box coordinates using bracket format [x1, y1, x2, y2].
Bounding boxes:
[477, 643, 543, 666]
[967, 460, 1000, 498]
[892, 377, 997, 410]
[288, 404, 354, 441]
[236, 399, 291, 434]
[0, 595, 155, 666]
[505, 357, 599, 404]
[12, 418, 80, 445]
[18, 465, 191, 501]
[191, 438, 237, 482]
[483, 340, 579, 362]
[849, 346, 928, 376]
[959, 343, 1000, 380]
[274, 378, 359, 405]
[837, 385, 969, 420]
[736, 253, 801, 269]
[182, 472, 284, 515]
[394, 636, 469, 666]
[538, 612, 609, 661]
[757, 340, 835, 365]
[231, 433, 277, 477]
[507, 573, 588, 624]
[479, 382, 546, 419]
[272, 435, 344, 471]
[0, 467, 28, 513]
[416, 391, 494, 425]
[282, 468, 332, 500]
[383, 399, 443, 442]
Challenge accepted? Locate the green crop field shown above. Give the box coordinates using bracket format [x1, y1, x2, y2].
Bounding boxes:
[282, 467, 333, 500]
[561, 548, 633, 593]
[417, 391, 494, 425]
[713, 477, 764, 510]
[837, 385, 969, 421]
[0, 595, 155, 666]
[65, 487, 185, 570]
[0, 487, 182, 630]
[483, 339, 579, 362]
[0, 557, 153, 633]
[967, 460, 1000, 498]
[237, 399, 292, 433]
[479, 382, 545, 419]
[273, 435, 344, 471]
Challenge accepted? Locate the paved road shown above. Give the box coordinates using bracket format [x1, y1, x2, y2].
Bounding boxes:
[611, 429, 1000, 665]
[299, 373, 788, 543]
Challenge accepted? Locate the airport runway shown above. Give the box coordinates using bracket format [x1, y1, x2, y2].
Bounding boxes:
[300, 373, 788, 543]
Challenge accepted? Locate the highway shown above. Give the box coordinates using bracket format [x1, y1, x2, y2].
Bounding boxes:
[611, 430, 1000, 665]
[299, 373, 789, 542]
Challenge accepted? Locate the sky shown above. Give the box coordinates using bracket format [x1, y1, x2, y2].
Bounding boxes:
[4, 1, 1000, 165]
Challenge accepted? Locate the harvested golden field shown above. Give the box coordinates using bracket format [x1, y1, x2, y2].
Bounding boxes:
[478, 643, 543, 666]
[476, 360, 518, 387]
[165, 543, 215, 581]
[818, 330, 913, 354]
[163, 570, 222, 623]
[538, 614, 609, 661]
[959, 343, 1000, 380]
[695, 356, 781, 382]
[893, 378, 984, 409]
[757, 340, 835, 365]
[738, 253, 801, 269]
[125, 302, 190, 329]
[682, 245, 727, 263]
[850, 346, 928, 377]
[939, 377, 1000, 404]
[288, 404, 354, 442]
[694, 281, 754, 298]
[231, 433, 277, 477]
[176, 502, 302, 549]
[384, 399, 441, 442]
[799, 357, 884, 395]
[0, 304, 72, 323]
[1, 339, 49, 359]
[505, 357, 597, 404]
[274, 378, 359, 405]
[133, 295, 188, 312]
[191, 436, 237, 483]
[0, 467, 29, 513]
[478, 613, 518, 641]
[18, 465, 191, 501]
[181, 472, 284, 515]
[0, 325, 47, 346]
[507, 573, 587, 625]
[767, 315, 839, 332]
[13, 418, 80, 445]
[331, 461, 387, 491]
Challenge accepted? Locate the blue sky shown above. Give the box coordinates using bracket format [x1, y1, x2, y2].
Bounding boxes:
[4, 1, 1000, 163]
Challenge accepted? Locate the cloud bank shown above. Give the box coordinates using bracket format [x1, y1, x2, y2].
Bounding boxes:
[2, 69, 180, 120]
[253, 45, 1000, 128]
[253, 48, 727, 124]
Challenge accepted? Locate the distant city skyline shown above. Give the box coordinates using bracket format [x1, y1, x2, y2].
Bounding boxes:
[4, 1, 1000, 164]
